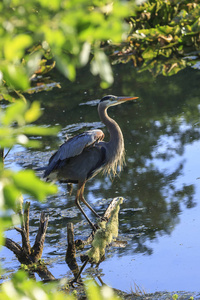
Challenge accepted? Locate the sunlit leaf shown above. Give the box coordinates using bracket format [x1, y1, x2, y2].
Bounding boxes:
[2, 101, 26, 126]
[22, 126, 59, 136]
[0, 137, 16, 148]
[142, 47, 157, 59]
[12, 170, 57, 201]
[55, 56, 76, 81]
[2, 64, 30, 91]
[17, 137, 41, 148]
[0, 217, 12, 249]
[26, 52, 42, 76]
[0, 92, 15, 102]
[39, 0, 62, 10]
[24, 101, 42, 123]
[79, 42, 91, 66]
[85, 280, 102, 300]
[91, 50, 113, 86]
[4, 34, 32, 61]
[3, 183, 21, 210]
[191, 18, 200, 33]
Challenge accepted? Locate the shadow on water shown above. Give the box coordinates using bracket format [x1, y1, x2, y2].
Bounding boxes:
[2, 63, 200, 292]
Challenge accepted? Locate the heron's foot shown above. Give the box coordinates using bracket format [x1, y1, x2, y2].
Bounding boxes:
[70, 277, 83, 287]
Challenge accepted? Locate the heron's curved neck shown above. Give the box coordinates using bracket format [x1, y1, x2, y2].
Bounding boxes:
[98, 104, 125, 175]
[98, 106, 123, 145]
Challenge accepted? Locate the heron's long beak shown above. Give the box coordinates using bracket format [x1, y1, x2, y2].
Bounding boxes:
[116, 96, 139, 103]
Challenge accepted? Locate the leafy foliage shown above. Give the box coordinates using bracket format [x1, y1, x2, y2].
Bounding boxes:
[0, 101, 59, 148]
[0, 0, 135, 95]
[0, 270, 120, 300]
[1, 0, 199, 298]
[110, 0, 200, 76]
[0, 101, 58, 244]
[0, 3, 135, 296]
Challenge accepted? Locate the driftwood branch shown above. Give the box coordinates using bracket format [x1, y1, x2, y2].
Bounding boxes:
[5, 238, 23, 258]
[24, 201, 30, 245]
[14, 226, 31, 256]
[4, 201, 49, 264]
[65, 223, 80, 279]
[4, 201, 54, 281]
[32, 212, 49, 261]
[66, 222, 90, 285]
[37, 267, 56, 282]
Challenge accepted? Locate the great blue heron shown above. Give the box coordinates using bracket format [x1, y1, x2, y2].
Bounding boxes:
[38, 95, 138, 230]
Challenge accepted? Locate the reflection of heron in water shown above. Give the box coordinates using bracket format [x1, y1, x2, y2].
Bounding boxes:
[38, 95, 138, 230]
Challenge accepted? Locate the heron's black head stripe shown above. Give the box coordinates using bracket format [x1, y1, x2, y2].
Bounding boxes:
[100, 95, 114, 102]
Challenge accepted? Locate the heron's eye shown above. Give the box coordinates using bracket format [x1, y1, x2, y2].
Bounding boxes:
[100, 95, 113, 102]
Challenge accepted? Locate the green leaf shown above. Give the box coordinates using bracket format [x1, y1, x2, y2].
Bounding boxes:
[24, 101, 42, 123]
[79, 42, 91, 66]
[2, 101, 26, 126]
[91, 50, 113, 85]
[22, 126, 59, 136]
[191, 18, 200, 33]
[3, 183, 21, 210]
[26, 52, 42, 76]
[85, 280, 102, 300]
[2, 64, 30, 91]
[142, 47, 157, 59]
[12, 170, 57, 201]
[0, 217, 12, 248]
[4, 34, 32, 61]
[18, 138, 41, 148]
[55, 56, 76, 81]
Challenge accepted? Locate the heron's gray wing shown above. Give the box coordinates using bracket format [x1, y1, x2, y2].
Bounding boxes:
[43, 129, 104, 177]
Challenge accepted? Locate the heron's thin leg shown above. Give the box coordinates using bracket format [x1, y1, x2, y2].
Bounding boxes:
[79, 182, 101, 219]
[75, 184, 96, 231]
[67, 183, 73, 195]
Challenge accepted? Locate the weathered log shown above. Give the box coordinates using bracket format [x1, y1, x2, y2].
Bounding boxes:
[103, 197, 123, 219]
[31, 212, 49, 262]
[15, 201, 31, 256]
[4, 202, 49, 264]
[35, 264, 56, 282]
[65, 223, 80, 279]
[4, 202, 56, 281]
[23, 201, 30, 245]
[5, 238, 30, 264]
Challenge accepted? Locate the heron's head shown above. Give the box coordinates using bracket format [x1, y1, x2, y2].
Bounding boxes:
[99, 95, 139, 108]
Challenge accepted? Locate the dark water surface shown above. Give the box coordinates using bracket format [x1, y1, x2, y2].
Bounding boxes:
[1, 63, 200, 293]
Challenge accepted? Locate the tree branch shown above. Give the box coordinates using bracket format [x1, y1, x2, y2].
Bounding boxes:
[31, 212, 49, 261]
[65, 223, 79, 278]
